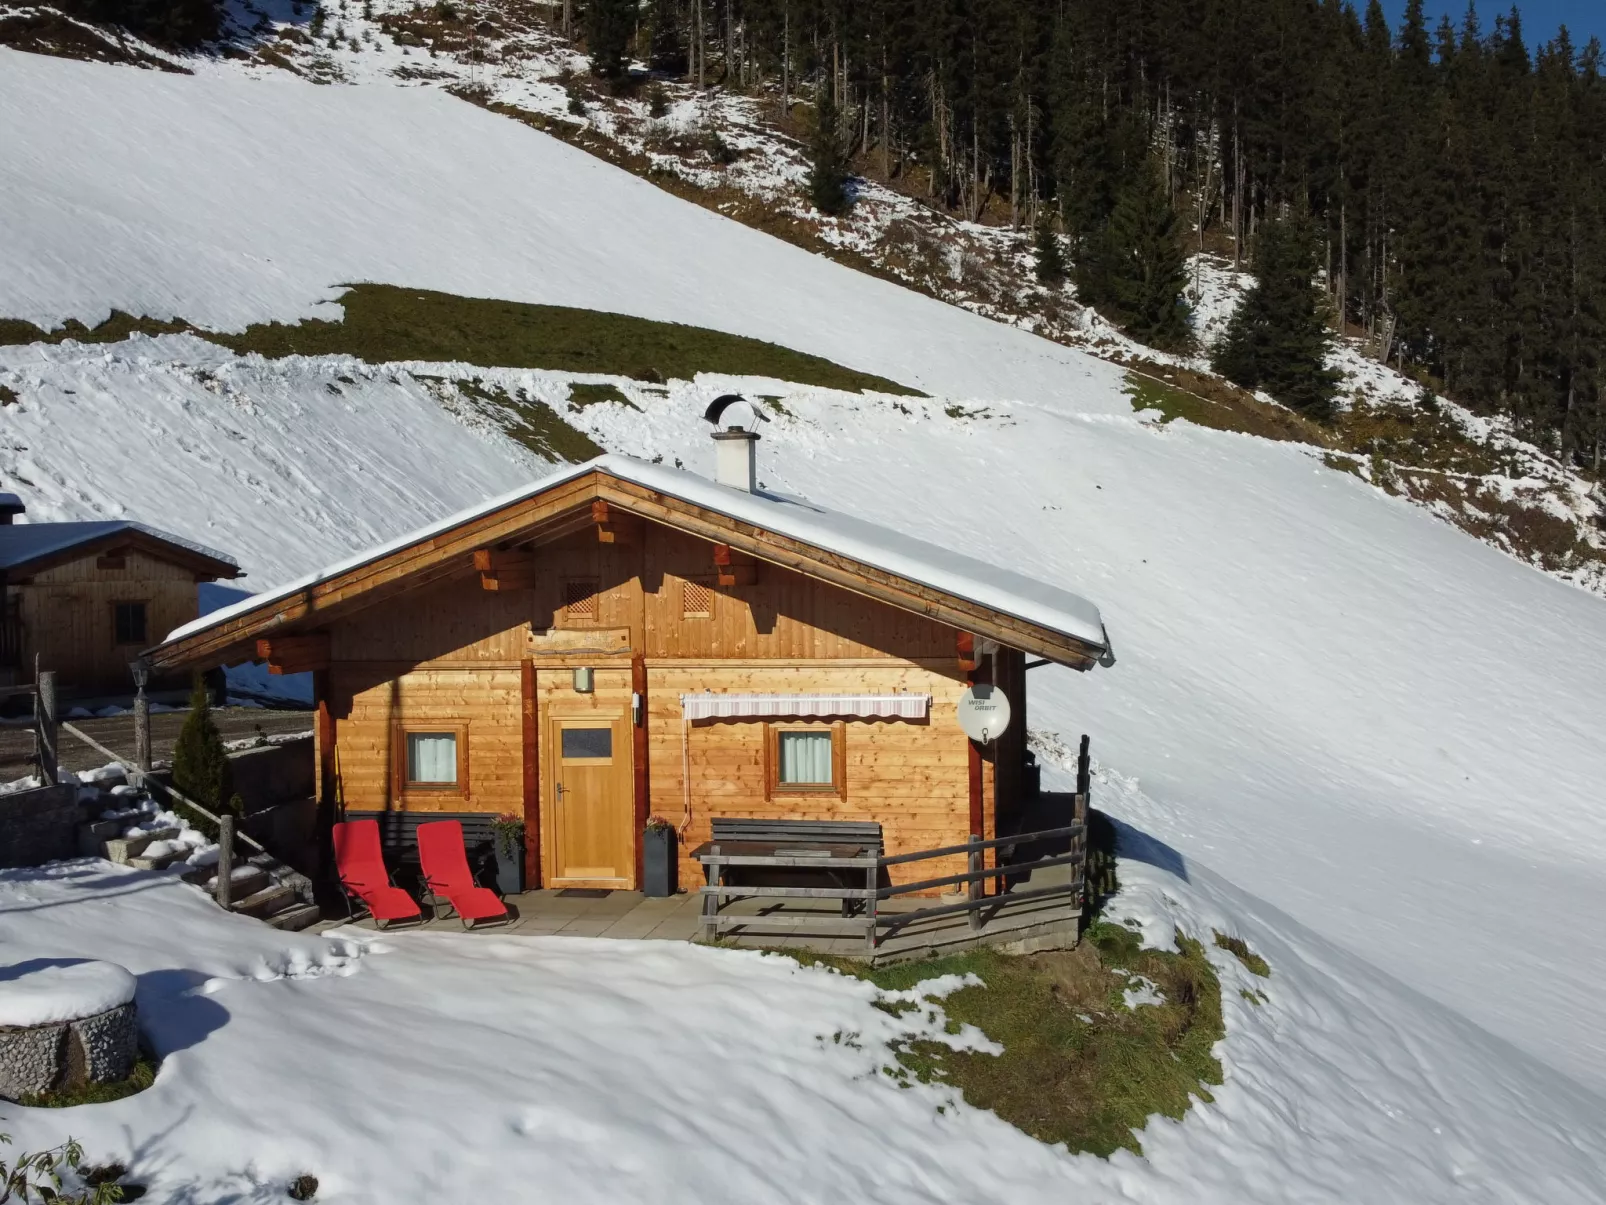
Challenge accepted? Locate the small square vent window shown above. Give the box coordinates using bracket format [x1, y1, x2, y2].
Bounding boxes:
[682, 580, 713, 618]
[564, 579, 599, 620]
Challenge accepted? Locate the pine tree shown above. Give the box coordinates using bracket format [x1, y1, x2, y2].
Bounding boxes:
[172, 675, 234, 820]
[1033, 213, 1067, 287]
[584, 0, 635, 78]
[808, 81, 851, 216]
[1213, 216, 1341, 420]
[1092, 163, 1194, 352]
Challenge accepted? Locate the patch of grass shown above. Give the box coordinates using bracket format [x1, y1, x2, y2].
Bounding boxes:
[1124, 367, 1328, 444]
[204, 285, 919, 395]
[566, 381, 639, 411]
[288, 1172, 320, 1200]
[793, 929, 1223, 1158]
[436, 377, 603, 464]
[1322, 451, 1364, 478]
[17, 1055, 157, 1108]
[1213, 931, 1271, 978]
[0, 311, 192, 347]
[943, 403, 990, 420]
[0, 384, 17, 407]
[756, 393, 792, 416]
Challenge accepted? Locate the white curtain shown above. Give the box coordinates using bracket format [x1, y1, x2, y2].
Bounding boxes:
[778, 732, 832, 785]
[407, 733, 457, 783]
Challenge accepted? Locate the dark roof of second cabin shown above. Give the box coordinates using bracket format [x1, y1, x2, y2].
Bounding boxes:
[0, 521, 241, 577]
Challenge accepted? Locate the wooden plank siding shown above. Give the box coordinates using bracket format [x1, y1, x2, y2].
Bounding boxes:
[645, 663, 974, 891]
[291, 509, 1031, 894]
[9, 549, 203, 695]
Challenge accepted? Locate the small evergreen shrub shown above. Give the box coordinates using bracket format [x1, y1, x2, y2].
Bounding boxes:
[1032, 214, 1067, 287]
[171, 676, 235, 835]
[288, 1173, 320, 1200]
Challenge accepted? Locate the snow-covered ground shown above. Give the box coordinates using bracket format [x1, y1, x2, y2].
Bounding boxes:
[4, 43, 1606, 1198]
[4, 844, 1604, 1203]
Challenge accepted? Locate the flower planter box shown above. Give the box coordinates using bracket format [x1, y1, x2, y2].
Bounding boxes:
[494, 839, 525, 896]
[644, 826, 677, 898]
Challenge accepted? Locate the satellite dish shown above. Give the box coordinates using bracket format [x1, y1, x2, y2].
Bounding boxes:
[957, 684, 1011, 744]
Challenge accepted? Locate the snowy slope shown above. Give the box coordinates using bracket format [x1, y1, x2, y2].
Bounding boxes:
[0, 48, 1125, 411]
[4, 852, 1604, 1205]
[4, 44, 1606, 1186]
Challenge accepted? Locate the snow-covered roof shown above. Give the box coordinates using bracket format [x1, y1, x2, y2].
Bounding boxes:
[0, 520, 239, 573]
[163, 455, 1108, 656]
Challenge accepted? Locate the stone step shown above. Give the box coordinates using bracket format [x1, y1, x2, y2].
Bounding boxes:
[229, 884, 297, 919]
[126, 848, 190, 872]
[206, 867, 270, 900]
[102, 827, 181, 865]
[265, 903, 323, 932]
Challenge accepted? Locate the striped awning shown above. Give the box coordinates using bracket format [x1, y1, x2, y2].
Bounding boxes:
[679, 692, 931, 721]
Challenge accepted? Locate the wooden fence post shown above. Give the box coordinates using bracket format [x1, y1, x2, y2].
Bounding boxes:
[216, 814, 235, 910]
[1075, 734, 1091, 823]
[36, 671, 57, 787]
[967, 834, 983, 931]
[131, 659, 151, 787]
[864, 860, 878, 953]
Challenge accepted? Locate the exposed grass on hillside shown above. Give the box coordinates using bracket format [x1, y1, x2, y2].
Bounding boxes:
[1123, 365, 1329, 444]
[433, 375, 604, 463]
[797, 923, 1224, 1158]
[1213, 931, 1271, 978]
[0, 285, 921, 396]
[212, 286, 920, 394]
[567, 381, 638, 410]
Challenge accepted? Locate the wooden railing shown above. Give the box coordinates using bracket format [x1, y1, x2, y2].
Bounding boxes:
[698, 811, 1088, 954]
[875, 822, 1087, 945]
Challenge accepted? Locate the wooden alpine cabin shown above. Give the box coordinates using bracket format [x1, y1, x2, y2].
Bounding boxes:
[147, 401, 1112, 896]
[0, 494, 241, 698]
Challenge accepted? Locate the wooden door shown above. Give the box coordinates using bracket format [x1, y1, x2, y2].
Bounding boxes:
[547, 713, 634, 888]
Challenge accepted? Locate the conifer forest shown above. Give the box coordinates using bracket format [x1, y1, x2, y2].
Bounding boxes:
[627, 0, 1605, 462]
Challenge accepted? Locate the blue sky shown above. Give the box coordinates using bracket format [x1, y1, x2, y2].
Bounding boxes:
[1383, 1, 1606, 47]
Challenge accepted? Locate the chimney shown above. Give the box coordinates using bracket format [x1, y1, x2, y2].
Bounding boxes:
[703, 395, 766, 493]
[0, 493, 24, 525]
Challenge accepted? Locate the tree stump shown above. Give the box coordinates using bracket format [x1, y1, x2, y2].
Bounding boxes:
[0, 962, 138, 1100]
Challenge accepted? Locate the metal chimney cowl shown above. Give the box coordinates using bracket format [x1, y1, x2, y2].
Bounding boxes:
[712, 428, 759, 493]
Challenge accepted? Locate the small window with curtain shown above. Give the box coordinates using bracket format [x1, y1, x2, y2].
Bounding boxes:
[766, 723, 845, 798]
[112, 601, 147, 645]
[404, 731, 460, 787]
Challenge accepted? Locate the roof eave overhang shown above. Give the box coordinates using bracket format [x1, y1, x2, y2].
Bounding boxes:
[146, 467, 1106, 672]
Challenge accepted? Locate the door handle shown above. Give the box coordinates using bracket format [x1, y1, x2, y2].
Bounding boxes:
[554, 782, 565, 800]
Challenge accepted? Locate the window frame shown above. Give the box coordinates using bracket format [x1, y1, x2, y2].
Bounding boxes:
[393, 722, 470, 799]
[764, 721, 846, 801]
[111, 600, 149, 646]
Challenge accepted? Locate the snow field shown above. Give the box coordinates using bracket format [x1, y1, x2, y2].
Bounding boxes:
[4, 837, 1604, 1203]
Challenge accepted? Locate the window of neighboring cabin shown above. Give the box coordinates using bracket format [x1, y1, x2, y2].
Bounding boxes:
[766, 723, 846, 798]
[112, 601, 147, 645]
[405, 731, 460, 787]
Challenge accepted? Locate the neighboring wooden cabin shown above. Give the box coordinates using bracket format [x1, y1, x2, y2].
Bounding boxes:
[0, 495, 241, 698]
[148, 423, 1109, 893]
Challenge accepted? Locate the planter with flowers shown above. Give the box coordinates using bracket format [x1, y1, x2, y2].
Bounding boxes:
[644, 815, 677, 898]
[491, 813, 526, 896]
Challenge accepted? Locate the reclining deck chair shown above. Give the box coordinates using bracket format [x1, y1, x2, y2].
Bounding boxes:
[333, 819, 422, 929]
[417, 820, 510, 929]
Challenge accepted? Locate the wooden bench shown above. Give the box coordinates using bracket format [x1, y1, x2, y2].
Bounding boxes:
[691, 819, 884, 951]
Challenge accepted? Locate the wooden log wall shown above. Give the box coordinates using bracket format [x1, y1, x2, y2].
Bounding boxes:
[646, 662, 973, 890]
[11, 550, 201, 695]
[317, 516, 1019, 893]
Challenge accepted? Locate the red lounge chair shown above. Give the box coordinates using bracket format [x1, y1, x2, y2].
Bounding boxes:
[418, 821, 509, 929]
[333, 819, 422, 929]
